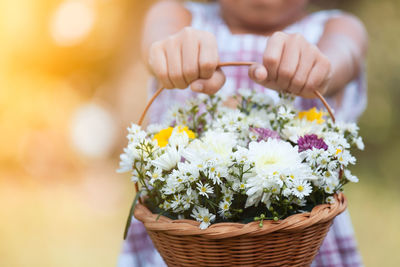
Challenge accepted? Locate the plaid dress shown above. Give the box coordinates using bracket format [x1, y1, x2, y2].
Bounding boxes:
[118, 2, 366, 266]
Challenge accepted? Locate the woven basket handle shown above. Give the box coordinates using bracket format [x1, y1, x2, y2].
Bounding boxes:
[134, 61, 336, 193]
[138, 61, 335, 126]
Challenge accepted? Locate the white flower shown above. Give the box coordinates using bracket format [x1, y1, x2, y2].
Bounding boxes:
[282, 119, 323, 143]
[171, 194, 184, 211]
[232, 180, 247, 192]
[344, 169, 359, 183]
[169, 127, 190, 148]
[117, 148, 134, 173]
[146, 167, 164, 185]
[196, 181, 214, 198]
[252, 92, 274, 106]
[277, 106, 295, 120]
[214, 109, 246, 132]
[127, 123, 142, 135]
[152, 146, 180, 171]
[324, 184, 334, 194]
[335, 149, 356, 166]
[326, 196, 335, 204]
[336, 121, 359, 136]
[183, 131, 236, 165]
[248, 139, 312, 179]
[232, 146, 249, 164]
[191, 207, 216, 229]
[161, 178, 180, 195]
[292, 198, 307, 207]
[355, 136, 364, 150]
[247, 109, 271, 128]
[323, 132, 350, 151]
[218, 201, 231, 218]
[178, 162, 200, 180]
[283, 188, 292, 197]
[162, 200, 172, 210]
[146, 124, 165, 134]
[245, 174, 274, 208]
[291, 180, 312, 199]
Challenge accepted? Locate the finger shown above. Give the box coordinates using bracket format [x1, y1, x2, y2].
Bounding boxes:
[303, 56, 331, 98]
[198, 33, 219, 79]
[182, 35, 200, 84]
[248, 63, 268, 83]
[276, 37, 301, 92]
[149, 42, 174, 89]
[263, 32, 287, 82]
[191, 68, 225, 95]
[165, 39, 188, 89]
[287, 46, 317, 95]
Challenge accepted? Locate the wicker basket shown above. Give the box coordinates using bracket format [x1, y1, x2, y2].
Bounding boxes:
[131, 61, 346, 267]
[134, 193, 346, 267]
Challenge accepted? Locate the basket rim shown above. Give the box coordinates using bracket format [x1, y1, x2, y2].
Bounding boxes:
[133, 193, 347, 239]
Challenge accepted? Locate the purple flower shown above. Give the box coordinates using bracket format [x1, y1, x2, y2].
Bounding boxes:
[250, 127, 280, 142]
[297, 134, 328, 152]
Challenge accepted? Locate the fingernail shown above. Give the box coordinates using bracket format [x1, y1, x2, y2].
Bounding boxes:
[255, 67, 264, 81]
[192, 83, 203, 92]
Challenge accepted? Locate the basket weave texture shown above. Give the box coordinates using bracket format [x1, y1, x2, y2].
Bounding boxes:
[134, 193, 347, 267]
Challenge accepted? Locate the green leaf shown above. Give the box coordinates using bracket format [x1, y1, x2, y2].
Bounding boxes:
[123, 190, 142, 240]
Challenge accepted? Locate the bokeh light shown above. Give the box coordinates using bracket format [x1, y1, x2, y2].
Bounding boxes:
[50, 1, 96, 46]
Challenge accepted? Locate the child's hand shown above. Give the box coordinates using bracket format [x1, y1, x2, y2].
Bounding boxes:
[148, 27, 225, 94]
[249, 32, 332, 98]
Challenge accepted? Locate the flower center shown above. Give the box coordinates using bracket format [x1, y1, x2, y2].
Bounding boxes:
[203, 216, 210, 223]
[297, 185, 304, 192]
[263, 157, 277, 165]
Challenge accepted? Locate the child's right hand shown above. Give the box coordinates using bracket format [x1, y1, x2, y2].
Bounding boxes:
[148, 27, 225, 94]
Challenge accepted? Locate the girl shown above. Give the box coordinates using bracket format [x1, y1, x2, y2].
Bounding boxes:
[119, 0, 367, 266]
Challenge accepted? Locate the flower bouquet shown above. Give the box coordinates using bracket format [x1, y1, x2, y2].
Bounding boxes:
[118, 88, 363, 266]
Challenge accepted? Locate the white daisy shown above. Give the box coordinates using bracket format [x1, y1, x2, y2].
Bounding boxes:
[282, 119, 323, 143]
[182, 131, 236, 165]
[152, 146, 181, 171]
[344, 169, 359, 183]
[146, 123, 165, 134]
[146, 167, 164, 185]
[324, 184, 334, 194]
[248, 139, 312, 179]
[277, 106, 295, 121]
[326, 196, 335, 204]
[170, 194, 184, 211]
[191, 207, 216, 229]
[291, 180, 312, 199]
[355, 137, 365, 150]
[196, 181, 214, 198]
[169, 127, 191, 148]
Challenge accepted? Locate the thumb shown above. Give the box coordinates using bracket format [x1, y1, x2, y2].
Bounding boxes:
[190, 68, 226, 95]
[248, 63, 268, 83]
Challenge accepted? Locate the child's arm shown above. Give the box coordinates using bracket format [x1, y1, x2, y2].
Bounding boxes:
[249, 14, 368, 98]
[141, 0, 225, 94]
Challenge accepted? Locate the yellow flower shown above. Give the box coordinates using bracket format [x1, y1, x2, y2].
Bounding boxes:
[153, 125, 195, 147]
[177, 125, 196, 139]
[153, 127, 173, 147]
[297, 107, 325, 124]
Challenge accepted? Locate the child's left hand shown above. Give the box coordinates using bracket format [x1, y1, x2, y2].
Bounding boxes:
[248, 32, 332, 98]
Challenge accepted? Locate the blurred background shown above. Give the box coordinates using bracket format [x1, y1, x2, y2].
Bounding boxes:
[0, 0, 399, 266]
